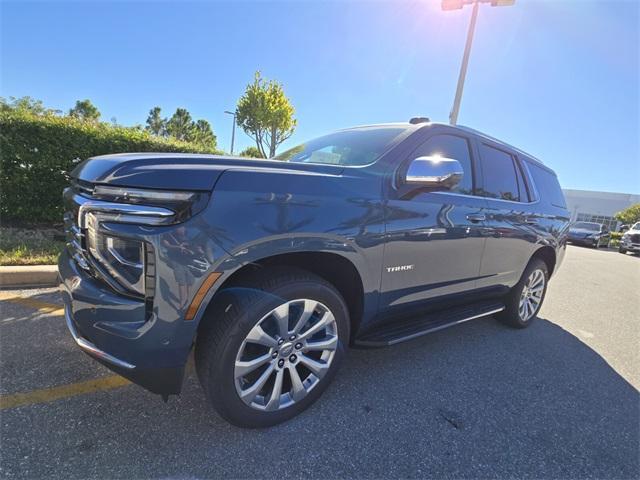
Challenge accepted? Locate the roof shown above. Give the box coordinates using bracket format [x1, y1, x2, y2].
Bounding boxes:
[339, 121, 546, 166]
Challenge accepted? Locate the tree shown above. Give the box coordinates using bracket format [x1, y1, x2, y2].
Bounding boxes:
[146, 106, 167, 136]
[1, 96, 60, 115]
[69, 99, 100, 122]
[615, 204, 640, 225]
[190, 119, 217, 149]
[238, 146, 264, 158]
[236, 71, 296, 158]
[166, 108, 193, 141]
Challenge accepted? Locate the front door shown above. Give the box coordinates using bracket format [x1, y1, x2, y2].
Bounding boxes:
[380, 130, 489, 316]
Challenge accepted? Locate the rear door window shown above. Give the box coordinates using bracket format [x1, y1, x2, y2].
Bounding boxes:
[478, 144, 523, 202]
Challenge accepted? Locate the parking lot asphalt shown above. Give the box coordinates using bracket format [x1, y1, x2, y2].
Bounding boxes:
[1, 245, 639, 479]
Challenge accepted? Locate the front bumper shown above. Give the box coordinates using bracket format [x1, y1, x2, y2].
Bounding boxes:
[59, 249, 187, 395]
[620, 241, 640, 252]
[568, 236, 597, 246]
[64, 303, 135, 370]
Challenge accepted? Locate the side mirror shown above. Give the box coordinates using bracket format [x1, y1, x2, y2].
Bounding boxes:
[404, 156, 463, 190]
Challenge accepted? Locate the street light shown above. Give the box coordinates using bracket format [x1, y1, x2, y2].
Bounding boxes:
[224, 110, 237, 155]
[443, 0, 515, 125]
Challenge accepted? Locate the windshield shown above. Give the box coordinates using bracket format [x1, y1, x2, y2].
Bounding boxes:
[572, 222, 601, 231]
[275, 127, 408, 166]
[632, 223, 640, 231]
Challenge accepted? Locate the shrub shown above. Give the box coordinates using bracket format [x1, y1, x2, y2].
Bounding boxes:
[238, 146, 265, 158]
[0, 111, 221, 224]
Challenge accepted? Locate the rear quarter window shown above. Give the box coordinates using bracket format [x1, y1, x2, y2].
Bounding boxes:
[525, 160, 566, 208]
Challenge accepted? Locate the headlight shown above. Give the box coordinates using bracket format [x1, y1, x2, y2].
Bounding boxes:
[73, 185, 208, 296]
[86, 213, 146, 295]
[92, 185, 209, 223]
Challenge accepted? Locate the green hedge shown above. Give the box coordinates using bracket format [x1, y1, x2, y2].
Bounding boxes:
[1, 112, 221, 224]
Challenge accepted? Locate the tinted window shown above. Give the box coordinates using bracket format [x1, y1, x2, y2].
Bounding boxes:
[411, 134, 474, 194]
[478, 144, 521, 201]
[572, 222, 601, 231]
[526, 160, 566, 208]
[275, 127, 408, 166]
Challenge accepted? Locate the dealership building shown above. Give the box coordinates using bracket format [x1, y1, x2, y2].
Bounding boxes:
[562, 189, 640, 231]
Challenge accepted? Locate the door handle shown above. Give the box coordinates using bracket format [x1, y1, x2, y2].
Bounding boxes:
[466, 214, 486, 223]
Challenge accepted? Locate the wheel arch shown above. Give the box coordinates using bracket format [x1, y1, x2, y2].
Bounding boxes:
[531, 245, 557, 276]
[196, 251, 366, 344]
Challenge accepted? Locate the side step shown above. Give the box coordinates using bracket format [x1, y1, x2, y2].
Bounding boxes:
[355, 301, 505, 347]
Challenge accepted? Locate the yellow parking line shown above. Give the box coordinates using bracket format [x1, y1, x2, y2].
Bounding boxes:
[0, 291, 64, 316]
[0, 375, 131, 410]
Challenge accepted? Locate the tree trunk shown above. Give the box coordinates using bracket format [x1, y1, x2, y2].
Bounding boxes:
[269, 126, 277, 158]
[256, 140, 266, 158]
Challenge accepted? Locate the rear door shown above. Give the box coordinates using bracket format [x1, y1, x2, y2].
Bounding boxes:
[380, 129, 489, 316]
[474, 141, 540, 291]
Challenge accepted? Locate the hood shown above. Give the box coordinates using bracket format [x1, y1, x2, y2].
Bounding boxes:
[71, 153, 344, 191]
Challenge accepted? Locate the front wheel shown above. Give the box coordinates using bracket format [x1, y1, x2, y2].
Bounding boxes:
[497, 258, 548, 329]
[195, 268, 350, 428]
[619, 246, 627, 254]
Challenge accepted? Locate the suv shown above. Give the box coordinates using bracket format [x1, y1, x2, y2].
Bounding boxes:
[567, 221, 610, 248]
[59, 120, 569, 427]
[619, 222, 640, 254]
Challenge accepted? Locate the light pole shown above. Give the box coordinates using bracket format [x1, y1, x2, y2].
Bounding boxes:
[442, 0, 515, 125]
[224, 110, 236, 155]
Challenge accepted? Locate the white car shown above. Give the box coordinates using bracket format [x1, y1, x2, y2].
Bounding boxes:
[619, 222, 640, 255]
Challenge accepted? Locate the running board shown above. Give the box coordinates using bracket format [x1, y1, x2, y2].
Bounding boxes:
[355, 301, 505, 347]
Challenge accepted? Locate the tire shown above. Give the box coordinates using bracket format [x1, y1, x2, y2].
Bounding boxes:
[496, 258, 549, 329]
[619, 247, 627, 254]
[195, 267, 350, 428]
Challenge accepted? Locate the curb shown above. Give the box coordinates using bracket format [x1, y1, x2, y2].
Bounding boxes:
[0, 265, 59, 289]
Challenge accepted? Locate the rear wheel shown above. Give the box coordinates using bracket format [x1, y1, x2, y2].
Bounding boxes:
[195, 268, 349, 428]
[497, 258, 548, 329]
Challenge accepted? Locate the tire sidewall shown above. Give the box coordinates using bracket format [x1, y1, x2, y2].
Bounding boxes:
[205, 279, 349, 428]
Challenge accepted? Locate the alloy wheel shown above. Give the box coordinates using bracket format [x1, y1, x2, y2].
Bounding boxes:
[518, 269, 545, 322]
[234, 298, 338, 411]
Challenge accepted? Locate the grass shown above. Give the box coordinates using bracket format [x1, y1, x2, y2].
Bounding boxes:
[0, 226, 65, 266]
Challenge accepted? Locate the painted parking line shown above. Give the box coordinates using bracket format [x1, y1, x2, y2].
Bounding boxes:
[0, 291, 64, 316]
[0, 375, 131, 410]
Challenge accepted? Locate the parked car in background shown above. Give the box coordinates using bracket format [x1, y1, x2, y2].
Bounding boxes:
[619, 222, 640, 255]
[59, 119, 569, 427]
[567, 221, 610, 248]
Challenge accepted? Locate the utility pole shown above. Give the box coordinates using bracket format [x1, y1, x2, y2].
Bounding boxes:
[224, 110, 236, 155]
[442, 0, 515, 125]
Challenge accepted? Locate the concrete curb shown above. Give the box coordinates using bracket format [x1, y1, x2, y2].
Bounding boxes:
[0, 265, 58, 288]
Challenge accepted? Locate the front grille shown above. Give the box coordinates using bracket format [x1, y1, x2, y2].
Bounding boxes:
[63, 193, 91, 271]
[630, 234, 640, 243]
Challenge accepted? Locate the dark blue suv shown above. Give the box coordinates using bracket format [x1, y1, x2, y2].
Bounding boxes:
[59, 120, 569, 427]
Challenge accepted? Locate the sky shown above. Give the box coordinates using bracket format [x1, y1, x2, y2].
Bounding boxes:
[1, 0, 638, 194]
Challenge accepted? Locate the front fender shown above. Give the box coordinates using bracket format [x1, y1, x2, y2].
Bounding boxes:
[185, 167, 386, 336]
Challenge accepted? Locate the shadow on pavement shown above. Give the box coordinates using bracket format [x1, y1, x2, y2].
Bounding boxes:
[2, 313, 638, 479]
